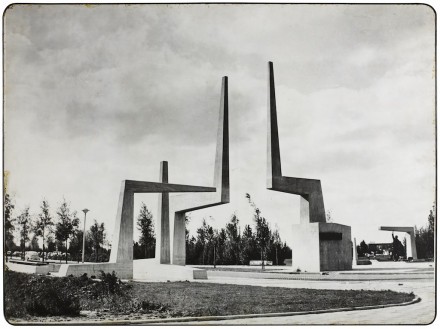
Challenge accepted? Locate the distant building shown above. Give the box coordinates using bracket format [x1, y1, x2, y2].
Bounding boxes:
[368, 242, 392, 255]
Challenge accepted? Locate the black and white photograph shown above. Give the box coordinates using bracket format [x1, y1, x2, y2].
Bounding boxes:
[2, 1, 436, 325]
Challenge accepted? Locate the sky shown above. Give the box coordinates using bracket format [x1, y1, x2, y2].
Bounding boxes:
[3, 4, 435, 248]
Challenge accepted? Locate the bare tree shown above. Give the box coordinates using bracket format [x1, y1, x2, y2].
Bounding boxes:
[88, 220, 106, 262]
[4, 193, 15, 261]
[55, 199, 79, 263]
[34, 200, 54, 262]
[246, 193, 271, 270]
[17, 206, 32, 259]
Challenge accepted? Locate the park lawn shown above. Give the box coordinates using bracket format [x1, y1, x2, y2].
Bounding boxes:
[5, 270, 415, 322]
[129, 281, 414, 316]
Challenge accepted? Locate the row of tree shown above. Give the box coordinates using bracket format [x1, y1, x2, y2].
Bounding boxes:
[415, 205, 435, 259]
[9, 191, 432, 265]
[185, 194, 291, 268]
[4, 194, 108, 263]
[132, 194, 292, 268]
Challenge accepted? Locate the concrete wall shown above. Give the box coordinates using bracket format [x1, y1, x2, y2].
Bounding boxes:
[319, 223, 352, 271]
[37, 263, 61, 274]
[133, 259, 207, 281]
[291, 223, 321, 272]
[291, 222, 352, 272]
[59, 262, 133, 279]
[6, 262, 61, 274]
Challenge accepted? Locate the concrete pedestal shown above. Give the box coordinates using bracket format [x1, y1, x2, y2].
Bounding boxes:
[58, 261, 134, 279]
[133, 259, 207, 281]
[292, 222, 352, 272]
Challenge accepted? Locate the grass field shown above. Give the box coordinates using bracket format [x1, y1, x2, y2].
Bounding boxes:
[5, 270, 415, 323]
[129, 281, 414, 316]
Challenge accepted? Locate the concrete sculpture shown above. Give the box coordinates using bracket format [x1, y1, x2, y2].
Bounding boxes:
[267, 61, 352, 272]
[379, 226, 418, 260]
[59, 77, 230, 279]
[161, 76, 230, 266]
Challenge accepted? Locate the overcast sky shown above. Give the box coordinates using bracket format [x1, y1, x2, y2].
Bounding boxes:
[4, 4, 435, 247]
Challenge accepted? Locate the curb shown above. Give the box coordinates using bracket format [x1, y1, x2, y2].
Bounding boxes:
[12, 296, 421, 325]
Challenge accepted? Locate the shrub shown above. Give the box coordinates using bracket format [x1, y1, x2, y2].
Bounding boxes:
[25, 283, 80, 316]
[4, 270, 81, 318]
[140, 300, 169, 312]
[99, 271, 122, 294]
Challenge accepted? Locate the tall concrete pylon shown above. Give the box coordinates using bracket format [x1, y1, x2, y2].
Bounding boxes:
[111, 76, 229, 270]
[266, 62, 352, 272]
[267, 61, 326, 224]
[58, 76, 229, 279]
[170, 76, 230, 265]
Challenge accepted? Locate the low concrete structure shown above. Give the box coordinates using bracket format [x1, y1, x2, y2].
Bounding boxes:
[292, 223, 352, 272]
[6, 262, 61, 275]
[266, 62, 352, 272]
[58, 261, 133, 278]
[379, 226, 418, 260]
[133, 259, 207, 281]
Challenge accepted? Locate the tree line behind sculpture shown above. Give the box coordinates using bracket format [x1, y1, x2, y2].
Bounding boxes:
[185, 215, 292, 266]
[133, 195, 292, 266]
[415, 205, 435, 260]
[5, 191, 434, 264]
[4, 194, 109, 263]
[5, 192, 290, 266]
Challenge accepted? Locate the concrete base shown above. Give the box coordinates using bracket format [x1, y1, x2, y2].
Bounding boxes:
[292, 222, 352, 272]
[6, 262, 61, 275]
[57, 261, 133, 279]
[356, 259, 372, 265]
[133, 259, 207, 281]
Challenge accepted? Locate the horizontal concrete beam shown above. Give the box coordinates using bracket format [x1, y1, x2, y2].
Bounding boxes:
[379, 226, 415, 233]
[268, 176, 322, 195]
[125, 180, 216, 193]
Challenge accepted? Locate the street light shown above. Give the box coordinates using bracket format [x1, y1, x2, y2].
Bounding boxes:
[81, 208, 89, 263]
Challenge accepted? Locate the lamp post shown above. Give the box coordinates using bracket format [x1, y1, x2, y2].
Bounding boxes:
[81, 209, 89, 263]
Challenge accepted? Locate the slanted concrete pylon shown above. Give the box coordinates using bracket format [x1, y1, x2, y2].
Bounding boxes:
[267, 61, 352, 272]
[379, 226, 418, 260]
[58, 77, 229, 279]
[170, 76, 230, 265]
[267, 61, 326, 224]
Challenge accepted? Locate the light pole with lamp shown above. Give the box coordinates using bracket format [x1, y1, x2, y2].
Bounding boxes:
[81, 209, 89, 263]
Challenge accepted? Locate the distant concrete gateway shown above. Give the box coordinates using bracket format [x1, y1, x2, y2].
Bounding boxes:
[379, 226, 418, 260]
[266, 62, 352, 272]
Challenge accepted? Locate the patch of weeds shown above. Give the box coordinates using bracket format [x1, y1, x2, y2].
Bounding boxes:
[4, 270, 81, 318]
